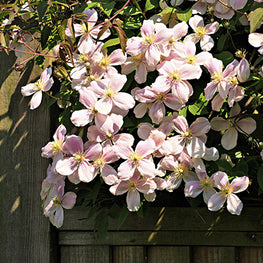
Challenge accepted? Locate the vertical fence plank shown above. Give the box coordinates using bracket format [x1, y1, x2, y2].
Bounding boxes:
[0, 51, 51, 262]
[60, 245, 110, 263]
[147, 246, 190, 263]
[113, 246, 146, 263]
[239, 247, 263, 263]
[193, 247, 236, 263]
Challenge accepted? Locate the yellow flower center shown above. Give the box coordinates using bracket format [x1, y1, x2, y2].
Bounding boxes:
[174, 163, 187, 178]
[156, 93, 166, 102]
[93, 157, 105, 168]
[127, 181, 137, 190]
[73, 152, 85, 164]
[35, 79, 45, 91]
[53, 195, 62, 205]
[221, 184, 233, 197]
[98, 55, 111, 68]
[104, 87, 117, 98]
[131, 53, 143, 66]
[195, 26, 206, 37]
[51, 139, 63, 155]
[200, 176, 213, 189]
[211, 71, 223, 84]
[168, 70, 182, 82]
[229, 76, 239, 85]
[186, 55, 197, 65]
[129, 151, 142, 164]
[143, 33, 155, 44]
[182, 129, 193, 140]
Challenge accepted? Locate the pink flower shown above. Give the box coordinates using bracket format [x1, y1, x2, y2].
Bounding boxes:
[185, 15, 219, 51]
[90, 74, 135, 115]
[41, 124, 67, 164]
[21, 67, 54, 109]
[211, 103, 256, 150]
[110, 172, 156, 211]
[170, 115, 211, 158]
[117, 138, 156, 180]
[184, 171, 216, 204]
[55, 135, 96, 183]
[44, 179, 76, 228]
[208, 172, 249, 215]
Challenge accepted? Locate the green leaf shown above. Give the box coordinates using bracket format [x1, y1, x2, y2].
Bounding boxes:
[177, 8, 192, 22]
[117, 206, 129, 230]
[58, 19, 67, 40]
[94, 211, 109, 239]
[217, 33, 228, 52]
[257, 165, 263, 191]
[41, 24, 51, 48]
[216, 159, 233, 171]
[145, 0, 159, 12]
[37, 1, 48, 22]
[214, 51, 234, 66]
[248, 7, 263, 33]
[101, 38, 120, 51]
[179, 107, 187, 117]
[119, 6, 141, 16]
[188, 93, 208, 116]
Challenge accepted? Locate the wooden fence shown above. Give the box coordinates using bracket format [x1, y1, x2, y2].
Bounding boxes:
[1, 52, 263, 263]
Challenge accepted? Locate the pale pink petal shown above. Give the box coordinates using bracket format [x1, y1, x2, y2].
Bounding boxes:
[30, 90, 42, 110]
[230, 176, 249, 193]
[190, 117, 210, 136]
[135, 139, 156, 157]
[114, 133, 134, 147]
[109, 49, 126, 65]
[184, 181, 203, 198]
[186, 137, 205, 158]
[141, 20, 154, 36]
[137, 159, 156, 178]
[227, 193, 243, 215]
[101, 164, 118, 185]
[137, 123, 153, 140]
[211, 117, 230, 131]
[137, 179, 156, 194]
[211, 171, 229, 190]
[78, 161, 96, 183]
[117, 144, 133, 159]
[203, 188, 217, 205]
[62, 192, 77, 209]
[205, 22, 220, 34]
[164, 94, 183, 111]
[204, 82, 217, 100]
[221, 128, 238, 150]
[205, 58, 223, 76]
[95, 98, 113, 115]
[144, 192, 156, 202]
[149, 102, 165, 124]
[211, 94, 224, 111]
[135, 62, 147, 84]
[84, 143, 102, 160]
[21, 83, 37, 96]
[236, 117, 256, 135]
[145, 45, 160, 67]
[52, 206, 64, 228]
[110, 181, 128, 195]
[134, 103, 149, 118]
[189, 15, 204, 31]
[63, 135, 83, 155]
[248, 33, 263, 48]
[55, 157, 77, 176]
[230, 0, 247, 10]
[200, 35, 214, 51]
[172, 115, 188, 134]
[113, 93, 135, 110]
[71, 109, 93, 127]
[208, 192, 226, 211]
[118, 160, 136, 180]
[127, 189, 140, 211]
[238, 58, 250, 83]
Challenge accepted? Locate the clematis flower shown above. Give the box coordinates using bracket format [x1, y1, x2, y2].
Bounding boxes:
[21, 67, 54, 110]
[44, 179, 77, 228]
[185, 15, 219, 51]
[210, 103, 256, 150]
[90, 74, 135, 115]
[208, 171, 249, 215]
[169, 115, 211, 158]
[41, 124, 67, 164]
[117, 138, 156, 180]
[110, 172, 156, 211]
[55, 135, 96, 183]
[184, 171, 216, 204]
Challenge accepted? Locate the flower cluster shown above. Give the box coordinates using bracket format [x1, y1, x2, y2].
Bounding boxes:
[5, 0, 262, 228]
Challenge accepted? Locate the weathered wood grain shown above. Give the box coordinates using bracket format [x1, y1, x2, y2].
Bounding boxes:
[59, 230, 263, 246]
[60, 245, 110, 263]
[0, 51, 51, 262]
[193, 247, 236, 263]
[113, 246, 146, 263]
[62, 207, 263, 232]
[239, 247, 263, 263]
[147, 246, 190, 263]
